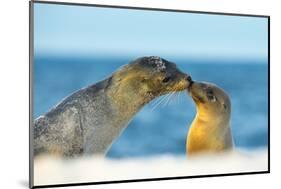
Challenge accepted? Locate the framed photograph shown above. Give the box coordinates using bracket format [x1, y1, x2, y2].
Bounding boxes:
[29, 1, 270, 188]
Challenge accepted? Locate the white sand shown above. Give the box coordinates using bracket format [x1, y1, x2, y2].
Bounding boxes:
[33, 149, 268, 186]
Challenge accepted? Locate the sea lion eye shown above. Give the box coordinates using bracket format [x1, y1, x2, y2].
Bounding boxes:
[206, 89, 216, 102]
[162, 76, 171, 83]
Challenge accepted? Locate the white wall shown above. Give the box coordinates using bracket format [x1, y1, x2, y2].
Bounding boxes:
[0, 0, 279, 189]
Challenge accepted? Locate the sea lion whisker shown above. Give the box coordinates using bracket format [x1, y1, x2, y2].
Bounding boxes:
[151, 90, 174, 106]
[162, 92, 176, 107]
[177, 92, 182, 104]
[175, 92, 180, 105]
[149, 95, 165, 107]
[179, 91, 185, 104]
[169, 91, 179, 104]
[154, 92, 173, 107]
[159, 95, 170, 108]
[150, 93, 173, 111]
[171, 91, 179, 104]
[170, 91, 178, 105]
[166, 92, 176, 106]
[161, 94, 171, 107]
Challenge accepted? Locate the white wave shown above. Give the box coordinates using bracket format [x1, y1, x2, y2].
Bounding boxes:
[33, 149, 268, 186]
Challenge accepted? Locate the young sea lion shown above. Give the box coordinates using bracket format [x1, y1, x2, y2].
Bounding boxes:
[34, 56, 192, 157]
[186, 81, 233, 156]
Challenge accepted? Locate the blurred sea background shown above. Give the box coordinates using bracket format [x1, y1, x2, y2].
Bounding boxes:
[33, 3, 268, 159]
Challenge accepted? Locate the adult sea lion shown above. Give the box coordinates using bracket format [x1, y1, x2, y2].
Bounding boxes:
[186, 81, 233, 156]
[34, 56, 192, 157]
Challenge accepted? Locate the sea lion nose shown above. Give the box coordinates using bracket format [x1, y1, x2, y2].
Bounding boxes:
[185, 75, 193, 83]
[184, 75, 193, 89]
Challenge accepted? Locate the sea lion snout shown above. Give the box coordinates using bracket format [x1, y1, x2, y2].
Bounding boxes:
[187, 81, 209, 103]
[180, 74, 193, 90]
[185, 75, 193, 87]
[171, 72, 193, 91]
[185, 75, 193, 83]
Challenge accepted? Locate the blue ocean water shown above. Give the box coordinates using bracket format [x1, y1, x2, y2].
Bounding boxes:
[34, 56, 268, 158]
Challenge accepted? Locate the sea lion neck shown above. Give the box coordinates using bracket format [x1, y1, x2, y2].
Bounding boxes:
[106, 75, 155, 119]
[193, 111, 229, 130]
[195, 102, 229, 126]
[195, 104, 216, 123]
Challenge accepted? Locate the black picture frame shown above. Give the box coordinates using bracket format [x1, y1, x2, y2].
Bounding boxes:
[29, 1, 270, 188]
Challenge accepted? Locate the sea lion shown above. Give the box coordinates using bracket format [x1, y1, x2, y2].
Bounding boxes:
[186, 81, 233, 156]
[34, 56, 192, 157]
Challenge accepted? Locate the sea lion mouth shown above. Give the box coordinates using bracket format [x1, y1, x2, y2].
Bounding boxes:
[185, 75, 193, 87]
[187, 81, 206, 104]
[187, 80, 193, 91]
[187, 78, 194, 92]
